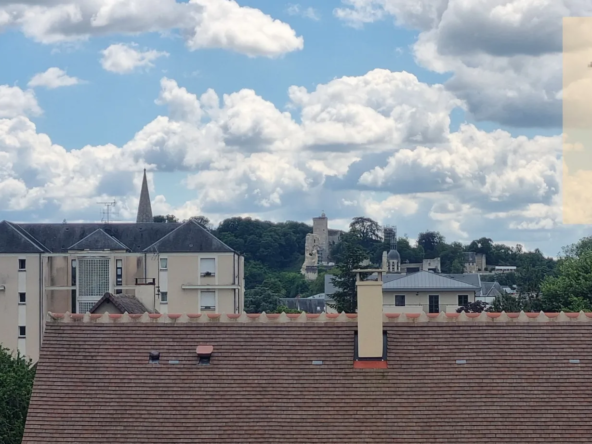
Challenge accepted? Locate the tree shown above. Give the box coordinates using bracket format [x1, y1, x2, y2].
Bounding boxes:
[244, 287, 281, 313]
[0, 347, 36, 444]
[417, 231, 445, 259]
[540, 248, 592, 312]
[456, 300, 489, 313]
[489, 294, 523, 312]
[187, 215, 212, 230]
[327, 242, 370, 313]
[153, 214, 178, 223]
[349, 217, 382, 249]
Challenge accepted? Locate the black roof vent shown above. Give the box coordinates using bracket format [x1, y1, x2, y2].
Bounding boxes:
[149, 351, 160, 364]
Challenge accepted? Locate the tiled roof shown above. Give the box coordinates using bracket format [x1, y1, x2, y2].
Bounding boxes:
[23, 312, 592, 444]
[0, 221, 48, 253]
[442, 273, 481, 289]
[89, 292, 152, 314]
[143, 220, 234, 253]
[383, 271, 480, 291]
[68, 228, 130, 251]
[0, 220, 237, 254]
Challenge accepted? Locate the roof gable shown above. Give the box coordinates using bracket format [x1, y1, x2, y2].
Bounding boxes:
[0, 221, 47, 253]
[23, 320, 592, 444]
[68, 229, 130, 251]
[143, 220, 234, 253]
[6, 223, 181, 253]
[89, 292, 151, 314]
[383, 270, 480, 291]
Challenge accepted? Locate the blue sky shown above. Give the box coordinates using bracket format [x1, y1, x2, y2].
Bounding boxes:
[0, 0, 587, 257]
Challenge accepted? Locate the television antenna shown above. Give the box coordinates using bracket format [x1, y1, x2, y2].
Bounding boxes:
[97, 200, 117, 224]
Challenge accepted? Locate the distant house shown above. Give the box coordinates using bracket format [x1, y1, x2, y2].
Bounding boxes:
[382, 271, 480, 313]
[324, 271, 502, 313]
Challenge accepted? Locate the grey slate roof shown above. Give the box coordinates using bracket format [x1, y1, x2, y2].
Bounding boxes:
[0, 220, 236, 254]
[68, 229, 130, 251]
[143, 220, 234, 253]
[89, 292, 153, 314]
[481, 281, 505, 298]
[442, 273, 481, 289]
[0, 221, 48, 253]
[383, 271, 480, 292]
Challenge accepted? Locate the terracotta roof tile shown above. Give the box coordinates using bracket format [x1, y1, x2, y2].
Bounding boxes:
[23, 312, 592, 443]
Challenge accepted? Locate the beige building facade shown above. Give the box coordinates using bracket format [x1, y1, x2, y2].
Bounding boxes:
[0, 171, 245, 362]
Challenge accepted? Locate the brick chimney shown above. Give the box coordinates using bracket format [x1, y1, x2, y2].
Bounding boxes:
[354, 268, 386, 362]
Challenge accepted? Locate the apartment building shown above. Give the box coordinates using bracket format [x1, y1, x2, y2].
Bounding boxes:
[0, 170, 244, 361]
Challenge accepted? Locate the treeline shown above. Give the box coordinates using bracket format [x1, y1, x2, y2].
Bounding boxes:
[154, 214, 559, 312]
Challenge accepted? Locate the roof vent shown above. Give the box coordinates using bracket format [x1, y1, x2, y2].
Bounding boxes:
[312, 360, 323, 365]
[149, 351, 160, 364]
[570, 359, 581, 364]
[196, 345, 213, 365]
[456, 359, 467, 365]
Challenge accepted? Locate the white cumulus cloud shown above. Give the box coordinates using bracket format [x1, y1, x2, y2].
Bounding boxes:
[100, 43, 169, 74]
[28, 67, 84, 89]
[0, 0, 303, 58]
[0, 85, 42, 118]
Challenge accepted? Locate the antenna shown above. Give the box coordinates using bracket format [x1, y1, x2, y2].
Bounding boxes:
[97, 200, 117, 224]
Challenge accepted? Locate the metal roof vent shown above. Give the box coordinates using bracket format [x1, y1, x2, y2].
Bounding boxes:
[196, 345, 214, 365]
[149, 351, 160, 364]
[570, 359, 581, 364]
[456, 359, 467, 365]
[312, 360, 323, 365]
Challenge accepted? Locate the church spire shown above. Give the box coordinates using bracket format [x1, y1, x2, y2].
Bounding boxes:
[136, 169, 153, 223]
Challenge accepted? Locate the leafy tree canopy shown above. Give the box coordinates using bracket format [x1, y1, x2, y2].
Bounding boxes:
[0, 347, 36, 444]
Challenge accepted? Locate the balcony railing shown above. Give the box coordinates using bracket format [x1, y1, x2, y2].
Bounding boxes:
[383, 304, 462, 314]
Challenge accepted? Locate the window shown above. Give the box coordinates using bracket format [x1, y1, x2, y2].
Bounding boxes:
[116, 259, 123, 286]
[160, 291, 168, 304]
[200, 258, 215, 277]
[160, 258, 168, 270]
[78, 257, 110, 314]
[395, 295, 405, 306]
[428, 295, 440, 314]
[18, 326, 26, 338]
[458, 295, 469, 306]
[116, 259, 123, 285]
[200, 291, 216, 312]
[71, 259, 77, 286]
[18, 259, 26, 270]
[19, 292, 26, 304]
[115, 289, 123, 294]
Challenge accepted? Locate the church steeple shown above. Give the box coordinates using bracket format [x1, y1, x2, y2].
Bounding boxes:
[136, 169, 153, 223]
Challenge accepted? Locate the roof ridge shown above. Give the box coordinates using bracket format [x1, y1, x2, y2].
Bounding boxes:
[47, 310, 592, 324]
[187, 219, 237, 253]
[68, 228, 130, 251]
[142, 219, 236, 253]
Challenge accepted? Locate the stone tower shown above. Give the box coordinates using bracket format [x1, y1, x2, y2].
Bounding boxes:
[312, 211, 329, 264]
[383, 226, 400, 273]
[136, 169, 153, 223]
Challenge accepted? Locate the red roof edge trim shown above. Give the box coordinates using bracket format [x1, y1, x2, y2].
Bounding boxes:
[354, 361, 388, 369]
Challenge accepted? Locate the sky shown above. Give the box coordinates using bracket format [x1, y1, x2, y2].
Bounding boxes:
[0, 0, 591, 258]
